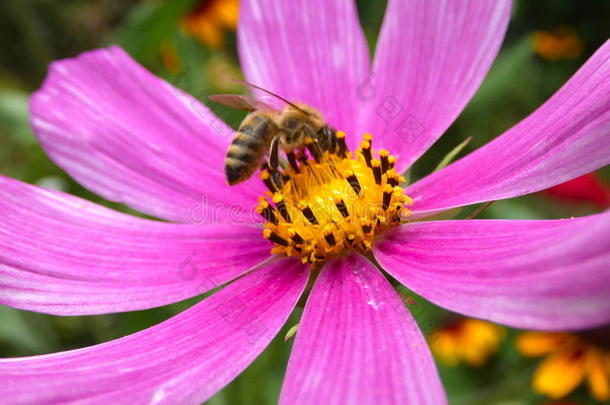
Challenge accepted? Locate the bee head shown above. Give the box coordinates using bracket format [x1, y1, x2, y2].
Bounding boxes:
[284, 103, 325, 131]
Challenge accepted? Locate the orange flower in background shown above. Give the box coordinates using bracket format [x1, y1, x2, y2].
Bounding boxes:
[541, 173, 610, 209]
[182, 0, 239, 49]
[517, 330, 610, 401]
[429, 318, 505, 367]
[532, 27, 583, 60]
[159, 40, 182, 74]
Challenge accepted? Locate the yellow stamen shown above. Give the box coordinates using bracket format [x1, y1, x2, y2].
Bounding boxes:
[257, 133, 411, 264]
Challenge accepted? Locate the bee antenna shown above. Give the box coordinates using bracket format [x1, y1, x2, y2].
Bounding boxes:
[232, 78, 311, 116]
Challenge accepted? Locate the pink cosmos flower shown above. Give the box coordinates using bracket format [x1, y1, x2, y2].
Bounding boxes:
[1, 1, 609, 404]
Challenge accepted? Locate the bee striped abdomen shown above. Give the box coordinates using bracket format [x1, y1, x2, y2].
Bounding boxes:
[225, 114, 276, 185]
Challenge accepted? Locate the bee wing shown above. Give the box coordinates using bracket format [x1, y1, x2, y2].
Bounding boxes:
[209, 94, 274, 112]
[232, 79, 310, 116]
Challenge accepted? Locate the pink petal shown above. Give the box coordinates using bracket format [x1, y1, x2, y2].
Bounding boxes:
[0, 176, 271, 315]
[374, 212, 610, 330]
[363, 0, 511, 171]
[0, 259, 308, 405]
[238, 0, 370, 142]
[279, 254, 446, 405]
[407, 41, 610, 216]
[30, 46, 263, 223]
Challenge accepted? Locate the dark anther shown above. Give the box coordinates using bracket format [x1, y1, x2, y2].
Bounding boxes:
[362, 224, 372, 234]
[372, 161, 382, 185]
[289, 230, 305, 244]
[380, 151, 390, 173]
[337, 133, 348, 157]
[300, 204, 319, 225]
[260, 204, 278, 225]
[345, 234, 356, 245]
[324, 232, 336, 246]
[345, 171, 361, 196]
[334, 199, 349, 218]
[361, 143, 373, 168]
[382, 189, 393, 211]
[275, 199, 291, 223]
[267, 231, 289, 246]
[392, 206, 402, 222]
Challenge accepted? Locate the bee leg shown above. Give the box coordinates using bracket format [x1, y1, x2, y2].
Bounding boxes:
[270, 170, 284, 191]
[269, 135, 280, 171]
[318, 126, 337, 154]
[305, 127, 324, 163]
[268, 136, 284, 191]
[326, 127, 338, 153]
[286, 151, 300, 173]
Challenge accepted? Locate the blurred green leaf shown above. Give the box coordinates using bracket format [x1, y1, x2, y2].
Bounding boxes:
[113, 0, 196, 65]
[485, 198, 545, 220]
[0, 306, 57, 355]
[0, 89, 35, 145]
[434, 137, 473, 172]
[468, 36, 537, 109]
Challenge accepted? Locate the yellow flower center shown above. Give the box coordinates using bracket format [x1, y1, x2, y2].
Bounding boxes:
[256, 131, 412, 264]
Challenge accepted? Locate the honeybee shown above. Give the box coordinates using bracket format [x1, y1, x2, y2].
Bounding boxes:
[210, 80, 337, 187]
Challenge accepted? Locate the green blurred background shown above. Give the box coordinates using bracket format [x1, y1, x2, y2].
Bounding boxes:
[1, 1, 609, 404]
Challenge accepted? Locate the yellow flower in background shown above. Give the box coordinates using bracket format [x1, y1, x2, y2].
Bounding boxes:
[182, 0, 239, 49]
[205, 54, 243, 92]
[517, 330, 610, 401]
[531, 27, 583, 61]
[429, 318, 505, 367]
